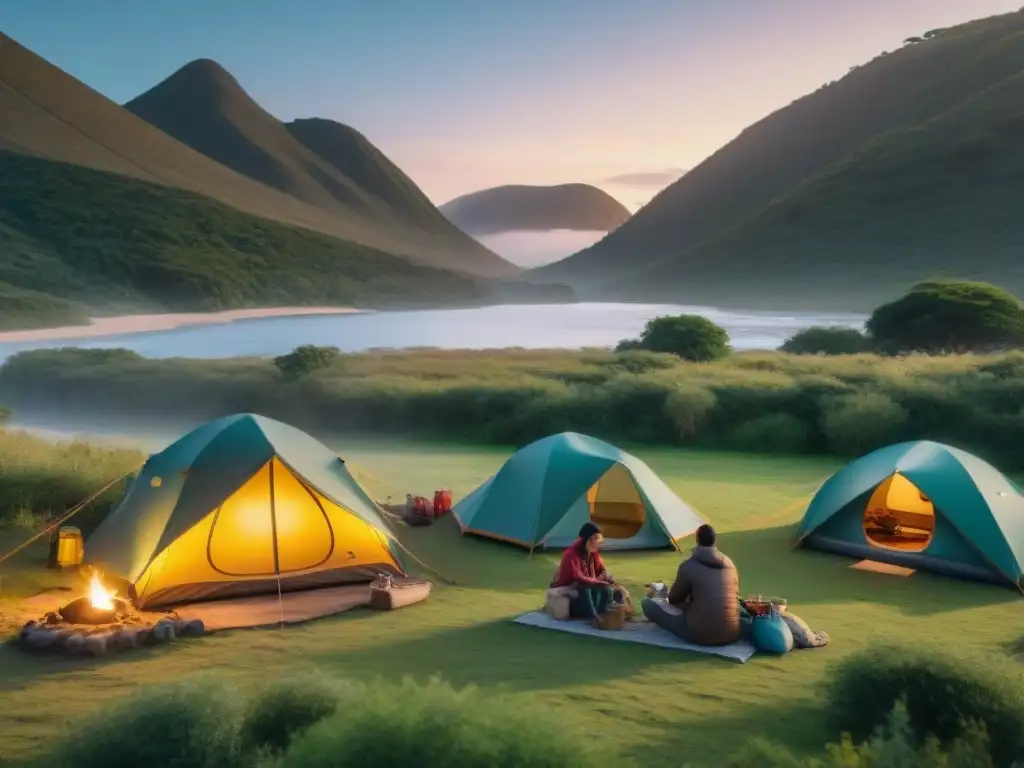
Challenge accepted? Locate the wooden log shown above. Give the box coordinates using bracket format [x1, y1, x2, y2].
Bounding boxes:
[83, 631, 114, 657]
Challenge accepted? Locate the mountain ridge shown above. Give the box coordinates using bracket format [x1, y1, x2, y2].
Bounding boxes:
[530, 9, 1024, 303]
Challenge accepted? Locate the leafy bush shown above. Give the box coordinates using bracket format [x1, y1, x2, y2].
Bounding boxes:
[9, 346, 1024, 471]
[819, 392, 907, 456]
[239, 676, 339, 754]
[664, 384, 717, 440]
[281, 677, 603, 768]
[728, 701, 996, 767]
[727, 413, 810, 454]
[43, 677, 245, 768]
[867, 280, 1024, 354]
[274, 345, 343, 379]
[619, 314, 731, 362]
[820, 645, 1024, 766]
[780, 326, 870, 355]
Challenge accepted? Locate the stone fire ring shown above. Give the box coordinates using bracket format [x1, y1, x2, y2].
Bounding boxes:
[18, 599, 206, 657]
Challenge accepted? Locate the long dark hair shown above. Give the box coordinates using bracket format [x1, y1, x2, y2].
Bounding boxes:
[576, 522, 602, 555]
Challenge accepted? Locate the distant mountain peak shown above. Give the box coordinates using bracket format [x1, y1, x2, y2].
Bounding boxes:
[440, 183, 630, 236]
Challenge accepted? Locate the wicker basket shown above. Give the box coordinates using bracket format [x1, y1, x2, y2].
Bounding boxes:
[601, 603, 627, 631]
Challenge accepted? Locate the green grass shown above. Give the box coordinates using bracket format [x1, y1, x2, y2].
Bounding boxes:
[0, 150, 487, 321]
[2, 438, 1022, 767]
[5, 346, 1024, 470]
[0, 282, 89, 332]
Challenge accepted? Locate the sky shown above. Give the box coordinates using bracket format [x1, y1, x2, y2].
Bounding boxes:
[3, 0, 1019, 210]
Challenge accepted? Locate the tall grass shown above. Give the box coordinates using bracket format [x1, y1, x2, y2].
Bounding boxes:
[4, 347, 1024, 468]
[0, 428, 143, 528]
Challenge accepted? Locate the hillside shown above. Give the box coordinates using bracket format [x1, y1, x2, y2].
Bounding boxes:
[123, 60, 512, 276]
[613, 66, 1024, 309]
[0, 34, 514, 277]
[0, 151, 487, 314]
[440, 184, 630, 236]
[531, 10, 1024, 306]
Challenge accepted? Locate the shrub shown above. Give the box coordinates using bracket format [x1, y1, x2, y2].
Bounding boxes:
[867, 280, 1024, 354]
[728, 702, 997, 767]
[44, 677, 245, 768]
[607, 349, 679, 374]
[820, 645, 1024, 766]
[239, 676, 340, 754]
[274, 345, 343, 379]
[780, 326, 870, 355]
[664, 384, 717, 440]
[623, 314, 731, 362]
[726, 413, 810, 454]
[281, 677, 604, 768]
[819, 392, 907, 456]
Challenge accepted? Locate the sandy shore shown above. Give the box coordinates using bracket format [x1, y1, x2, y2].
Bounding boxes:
[0, 307, 366, 344]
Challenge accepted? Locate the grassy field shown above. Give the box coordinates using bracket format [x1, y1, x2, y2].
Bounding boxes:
[2, 436, 1022, 766]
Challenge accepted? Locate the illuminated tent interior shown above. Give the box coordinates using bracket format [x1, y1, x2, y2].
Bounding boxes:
[85, 414, 404, 608]
[453, 431, 704, 550]
[795, 441, 1024, 588]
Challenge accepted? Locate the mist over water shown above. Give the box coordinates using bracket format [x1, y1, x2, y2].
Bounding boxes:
[0, 303, 866, 362]
[475, 230, 607, 267]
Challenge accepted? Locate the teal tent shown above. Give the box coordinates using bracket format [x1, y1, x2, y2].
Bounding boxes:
[86, 414, 405, 608]
[795, 440, 1024, 588]
[453, 432, 704, 550]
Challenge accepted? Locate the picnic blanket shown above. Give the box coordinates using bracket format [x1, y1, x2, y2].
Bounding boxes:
[512, 611, 758, 663]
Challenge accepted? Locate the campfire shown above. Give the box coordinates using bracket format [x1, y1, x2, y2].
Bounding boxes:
[57, 570, 129, 625]
[18, 569, 205, 657]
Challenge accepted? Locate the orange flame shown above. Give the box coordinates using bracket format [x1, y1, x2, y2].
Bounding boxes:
[88, 571, 116, 610]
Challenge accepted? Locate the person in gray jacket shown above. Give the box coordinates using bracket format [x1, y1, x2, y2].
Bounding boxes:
[642, 524, 741, 646]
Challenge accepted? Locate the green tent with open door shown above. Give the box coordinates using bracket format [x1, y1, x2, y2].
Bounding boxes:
[452, 432, 704, 550]
[794, 440, 1024, 588]
[85, 414, 405, 607]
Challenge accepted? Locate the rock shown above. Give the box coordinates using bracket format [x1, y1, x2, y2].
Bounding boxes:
[152, 619, 176, 643]
[112, 626, 147, 649]
[64, 633, 86, 655]
[19, 621, 40, 641]
[83, 632, 113, 657]
[179, 619, 205, 637]
[23, 629, 60, 650]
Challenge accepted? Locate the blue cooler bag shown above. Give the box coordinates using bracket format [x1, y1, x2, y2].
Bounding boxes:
[751, 606, 794, 654]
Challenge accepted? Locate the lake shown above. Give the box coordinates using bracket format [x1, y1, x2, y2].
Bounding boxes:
[0, 303, 866, 361]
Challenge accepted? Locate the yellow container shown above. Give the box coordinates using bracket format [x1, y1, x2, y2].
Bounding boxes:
[56, 526, 84, 567]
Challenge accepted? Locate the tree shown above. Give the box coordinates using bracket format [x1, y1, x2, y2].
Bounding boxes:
[867, 280, 1024, 354]
[619, 315, 730, 362]
[273, 345, 342, 379]
[780, 326, 869, 355]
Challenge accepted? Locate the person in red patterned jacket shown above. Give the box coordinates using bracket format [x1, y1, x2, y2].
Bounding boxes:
[550, 522, 618, 628]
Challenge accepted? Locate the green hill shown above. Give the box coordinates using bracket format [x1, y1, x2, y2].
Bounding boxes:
[0, 151, 486, 315]
[0, 34, 514, 279]
[440, 184, 631, 235]
[124, 60, 513, 276]
[531, 10, 1024, 308]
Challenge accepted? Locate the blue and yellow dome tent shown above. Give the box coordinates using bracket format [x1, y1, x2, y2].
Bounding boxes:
[794, 440, 1024, 588]
[85, 414, 406, 608]
[453, 432, 704, 551]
